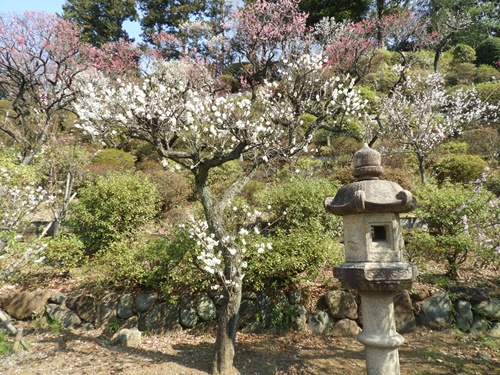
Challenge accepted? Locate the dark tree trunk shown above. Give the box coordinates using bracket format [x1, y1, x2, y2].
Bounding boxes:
[194, 167, 243, 375]
[212, 274, 242, 375]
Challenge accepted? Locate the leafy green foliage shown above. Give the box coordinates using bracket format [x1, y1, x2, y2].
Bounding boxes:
[90, 227, 215, 294]
[406, 181, 491, 278]
[432, 153, 488, 184]
[245, 177, 343, 290]
[91, 148, 135, 171]
[62, 0, 138, 46]
[475, 37, 500, 67]
[43, 231, 87, 270]
[69, 172, 161, 254]
[0, 331, 13, 355]
[452, 44, 476, 63]
[474, 64, 500, 83]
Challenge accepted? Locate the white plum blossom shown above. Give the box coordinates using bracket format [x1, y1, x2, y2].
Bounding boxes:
[378, 71, 498, 182]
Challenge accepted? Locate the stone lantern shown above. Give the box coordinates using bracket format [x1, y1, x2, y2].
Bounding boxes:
[324, 144, 418, 375]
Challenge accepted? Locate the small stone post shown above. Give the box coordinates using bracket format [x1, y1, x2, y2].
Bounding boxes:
[324, 144, 418, 375]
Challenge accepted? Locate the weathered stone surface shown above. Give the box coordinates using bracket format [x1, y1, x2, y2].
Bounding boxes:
[135, 293, 157, 313]
[120, 315, 139, 330]
[3, 290, 52, 320]
[307, 311, 332, 335]
[331, 318, 361, 337]
[288, 290, 302, 305]
[475, 298, 500, 320]
[455, 300, 473, 332]
[195, 293, 216, 322]
[49, 292, 66, 305]
[449, 286, 490, 304]
[489, 323, 500, 338]
[69, 295, 96, 323]
[292, 305, 308, 332]
[470, 317, 489, 336]
[417, 292, 452, 330]
[238, 299, 256, 329]
[117, 294, 134, 320]
[138, 301, 181, 334]
[45, 303, 81, 329]
[410, 285, 431, 302]
[179, 298, 198, 328]
[117, 328, 141, 348]
[394, 290, 416, 334]
[324, 290, 358, 320]
[95, 293, 118, 328]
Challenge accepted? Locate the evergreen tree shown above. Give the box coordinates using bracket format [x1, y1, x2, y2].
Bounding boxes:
[299, 0, 371, 26]
[138, 0, 206, 44]
[62, 0, 138, 46]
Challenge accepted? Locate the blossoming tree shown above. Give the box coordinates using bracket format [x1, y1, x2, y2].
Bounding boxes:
[378, 70, 497, 183]
[73, 49, 365, 375]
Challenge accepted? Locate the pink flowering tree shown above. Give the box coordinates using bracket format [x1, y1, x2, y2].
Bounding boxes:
[228, 0, 308, 95]
[73, 44, 366, 373]
[378, 71, 498, 183]
[0, 11, 140, 165]
[321, 17, 378, 77]
[0, 12, 90, 165]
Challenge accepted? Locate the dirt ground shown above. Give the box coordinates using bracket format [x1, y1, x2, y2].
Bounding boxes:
[1, 323, 499, 375]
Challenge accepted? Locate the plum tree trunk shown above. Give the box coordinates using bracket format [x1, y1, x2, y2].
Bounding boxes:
[194, 167, 243, 375]
[212, 277, 242, 375]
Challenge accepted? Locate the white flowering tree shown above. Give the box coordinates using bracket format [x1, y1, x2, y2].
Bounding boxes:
[0, 165, 54, 268]
[73, 47, 365, 373]
[378, 70, 498, 183]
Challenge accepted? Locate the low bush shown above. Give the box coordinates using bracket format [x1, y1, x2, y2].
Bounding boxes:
[406, 181, 492, 278]
[475, 37, 500, 67]
[452, 44, 476, 64]
[243, 177, 344, 290]
[90, 228, 215, 295]
[44, 231, 87, 270]
[432, 154, 488, 185]
[69, 172, 162, 254]
[90, 148, 135, 172]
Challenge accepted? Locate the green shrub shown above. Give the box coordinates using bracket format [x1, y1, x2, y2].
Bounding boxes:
[476, 37, 500, 67]
[475, 82, 500, 104]
[245, 227, 342, 290]
[445, 62, 477, 86]
[144, 169, 192, 212]
[91, 148, 135, 171]
[90, 227, 215, 295]
[408, 181, 491, 278]
[244, 177, 344, 290]
[432, 154, 488, 185]
[259, 177, 342, 236]
[474, 64, 500, 83]
[44, 231, 87, 270]
[452, 44, 476, 63]
[69, 172, 162, 254]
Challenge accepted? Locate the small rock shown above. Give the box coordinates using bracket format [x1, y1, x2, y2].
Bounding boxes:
[307, 311, 332, 335]
[489, 323, 500, 338]
[117, 328, 141, 348]
[417, 292, 452, 330]
[195, 293, 216, 322]
[3, 291, 52, 320]
[45, 304, 81, 329]
[455, 300, 473, 332]
[475, 298, 500, 320]
[324, 290, 358, 320]
[49, 292, 66, 305]
[117, 294, 135, 319]
[470, 317, 489, 336]
[331, 318, 361, 337]
[135, 293, 157, 313]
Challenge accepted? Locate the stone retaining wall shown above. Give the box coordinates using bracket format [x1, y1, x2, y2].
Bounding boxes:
[2, 286, 499, 340]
